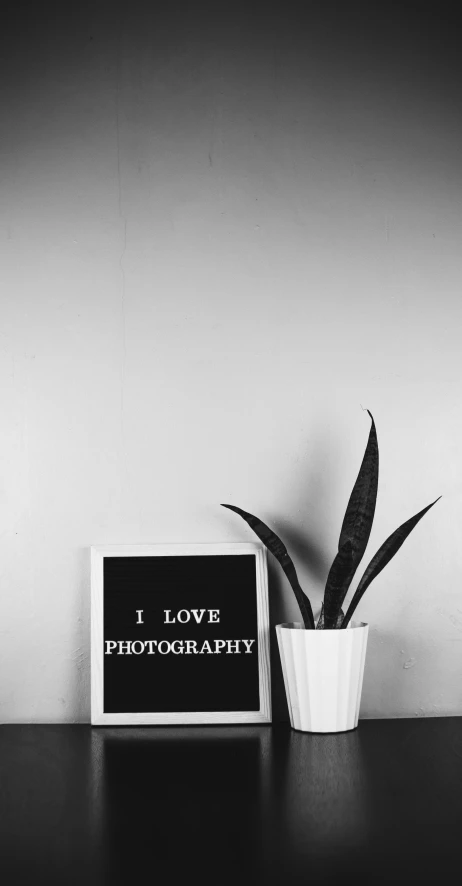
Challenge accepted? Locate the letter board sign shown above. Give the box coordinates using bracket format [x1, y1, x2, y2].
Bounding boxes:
[91, 543, 271, 725]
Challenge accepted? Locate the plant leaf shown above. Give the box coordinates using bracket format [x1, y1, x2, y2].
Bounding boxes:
[322, 540, 354, 628]
[339, 410, 379, 567]
[322, 410, 379, 627]
[221, 503, 315, 629]
[341, 496, 441, 628]
[316, 602, 344, 629]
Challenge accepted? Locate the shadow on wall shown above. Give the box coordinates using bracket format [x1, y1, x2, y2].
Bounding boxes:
[359, 624, 462, 720]
[268, 519, 326, 721]
[66, 547, 91, 723]
[267, 558, 291, 722]
[274, 521, 328, 585]
[360, 627, 411, 720]
[268, 553, 323, 722]
[251, 422, 349, 720]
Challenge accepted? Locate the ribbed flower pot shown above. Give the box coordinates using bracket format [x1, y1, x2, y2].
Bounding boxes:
[276, 621, 369, 733]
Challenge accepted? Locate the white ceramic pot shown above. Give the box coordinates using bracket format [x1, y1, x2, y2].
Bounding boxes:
[276, 621, 369, 733]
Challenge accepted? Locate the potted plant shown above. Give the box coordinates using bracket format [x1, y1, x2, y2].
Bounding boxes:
[221, 411, 440, 733]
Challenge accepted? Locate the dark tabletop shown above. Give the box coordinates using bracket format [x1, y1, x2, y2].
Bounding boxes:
[1, 718, 461, 884]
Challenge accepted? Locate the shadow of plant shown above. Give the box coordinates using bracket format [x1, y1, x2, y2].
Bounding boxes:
[271, 519, 329, 585]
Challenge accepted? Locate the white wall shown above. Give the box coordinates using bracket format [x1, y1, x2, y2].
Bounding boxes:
[1, 2, 461, 722]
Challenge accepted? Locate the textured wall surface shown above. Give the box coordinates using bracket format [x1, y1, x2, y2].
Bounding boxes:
[1, 1, 461, 722]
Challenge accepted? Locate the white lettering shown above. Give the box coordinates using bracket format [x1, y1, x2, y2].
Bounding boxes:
[199, 640, 213, 654]
[185, 640, 198, 654]
[136, 610, 144, 624]
[242, 639, 256, 653]
[170, 640, 184, 654]
[226, 640, 241, 654]
[164, 608, 221, 624]
[144, 640, 157, 654]
[118, 641, 132, 654]
[105, 637, 253, 655]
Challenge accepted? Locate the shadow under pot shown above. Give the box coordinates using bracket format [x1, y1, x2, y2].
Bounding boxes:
[276, 621, 369, 733]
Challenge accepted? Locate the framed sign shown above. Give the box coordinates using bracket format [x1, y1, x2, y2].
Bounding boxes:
[91, 543, 271, 725]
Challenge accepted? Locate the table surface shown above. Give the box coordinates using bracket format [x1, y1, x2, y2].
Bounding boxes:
[1, 718, 462, 884]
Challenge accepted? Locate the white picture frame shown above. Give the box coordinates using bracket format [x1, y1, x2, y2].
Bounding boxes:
[91, 542, 271, 725]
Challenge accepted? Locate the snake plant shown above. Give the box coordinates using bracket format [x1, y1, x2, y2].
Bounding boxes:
[222, 411, 440, 629]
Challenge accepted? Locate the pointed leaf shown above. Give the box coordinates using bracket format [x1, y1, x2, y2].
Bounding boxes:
[338, 410, 379, 568]
[342, 496, 441, 628]
[316, 602, 344, 629]
[322, 412, 379, 628]
[322, 539, 354, 628]
[221, 503, 315, 629]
